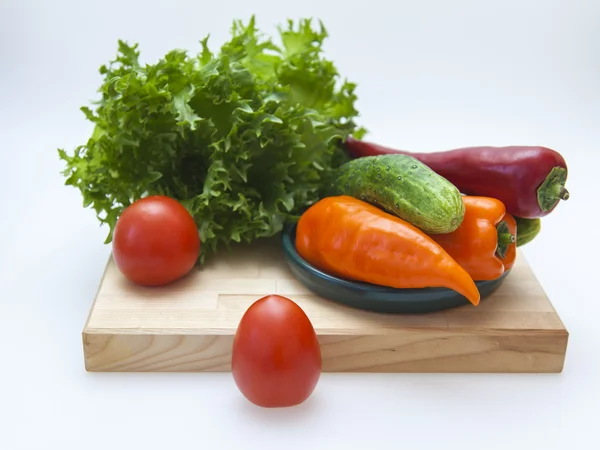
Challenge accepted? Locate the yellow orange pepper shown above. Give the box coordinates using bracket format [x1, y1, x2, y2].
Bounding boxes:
[296, 196, 481, 305]
[430, 196, 517, 281]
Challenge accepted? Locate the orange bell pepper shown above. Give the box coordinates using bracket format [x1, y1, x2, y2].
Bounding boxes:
[296, 195, 481, 305]
[429, 196, 517, 281]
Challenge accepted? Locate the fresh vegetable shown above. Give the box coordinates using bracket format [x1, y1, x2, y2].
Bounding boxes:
[58, 17, 365, 263]
[344, 137, 569, 219]
[326, 154, 465, 234]
[296, 195, 481, 305]
[112, 195, 201, 286]
[429, 196, 517, 281]
[231, 295, 321, 408]
[515, 217, 541, 247]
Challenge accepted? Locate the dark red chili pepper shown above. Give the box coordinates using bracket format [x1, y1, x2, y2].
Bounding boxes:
[343, 137, 570, 219]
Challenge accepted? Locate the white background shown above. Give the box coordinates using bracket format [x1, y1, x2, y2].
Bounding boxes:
[1, 1, 599, 449]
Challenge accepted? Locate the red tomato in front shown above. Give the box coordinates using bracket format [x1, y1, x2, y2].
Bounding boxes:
[112, 195, 200, 286]
[232, 295, 322, 408]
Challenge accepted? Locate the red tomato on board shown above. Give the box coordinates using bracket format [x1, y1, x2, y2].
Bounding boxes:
[232, 295, 322, 408]
[112, 195, 200, 286]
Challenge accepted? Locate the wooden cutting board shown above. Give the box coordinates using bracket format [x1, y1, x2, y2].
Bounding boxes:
[82, 237, 568, 373]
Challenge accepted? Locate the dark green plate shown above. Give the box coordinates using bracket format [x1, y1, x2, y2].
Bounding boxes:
[281, 224, 510, 314]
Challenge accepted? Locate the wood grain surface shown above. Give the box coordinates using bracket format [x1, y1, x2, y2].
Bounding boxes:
[83, 238, 569, 373]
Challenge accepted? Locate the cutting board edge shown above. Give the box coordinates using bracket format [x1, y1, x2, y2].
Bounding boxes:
[82, 325, 569, 373]
[82, 325, 569, 336]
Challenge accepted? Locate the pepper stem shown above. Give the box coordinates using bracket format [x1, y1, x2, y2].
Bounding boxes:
[496, 221, 515, 259]
[537, 167, 569, 212]
[559, 186, 570, 200]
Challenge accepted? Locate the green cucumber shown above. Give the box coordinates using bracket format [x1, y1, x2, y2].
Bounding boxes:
[326, 154, 465, 234]
[515, 217, 541, 247]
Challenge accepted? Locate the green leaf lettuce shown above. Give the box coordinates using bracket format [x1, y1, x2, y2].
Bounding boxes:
[58, 16, 365, 262]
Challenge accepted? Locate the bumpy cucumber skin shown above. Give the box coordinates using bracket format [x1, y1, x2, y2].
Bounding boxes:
[327, 154, 465, 234]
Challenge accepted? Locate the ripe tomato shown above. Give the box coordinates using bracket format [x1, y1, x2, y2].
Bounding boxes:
[112, 195, 200, 286]
[232, 295, 322, 408]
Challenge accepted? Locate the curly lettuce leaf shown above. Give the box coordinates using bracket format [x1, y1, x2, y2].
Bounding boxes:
[58, 16, 365, 262]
